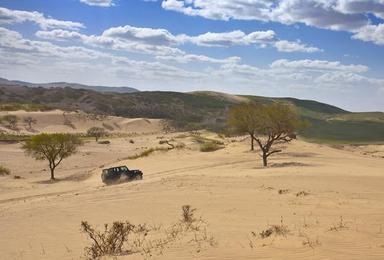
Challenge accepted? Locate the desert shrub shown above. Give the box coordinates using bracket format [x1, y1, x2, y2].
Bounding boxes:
[259, 218, 290, 238]
[181, 205, 196, 224]
[0, 165, 10, 176]
[81, 205, 216, 259]
[1, 115, 19, 130]
[296, 191, 310, 197]
[98, 140, 111, 145]
[81, 221, 136, 259]
[200, 142, 223, 152]
[129, 139, 135, 144]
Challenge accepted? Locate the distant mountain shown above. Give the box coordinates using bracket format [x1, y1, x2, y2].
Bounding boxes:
[1, 81, 383, 143]
[0, 77, 139, 93]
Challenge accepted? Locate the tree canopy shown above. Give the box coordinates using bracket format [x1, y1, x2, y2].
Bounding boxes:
[87, 127, 107, 142]
[22, 133, 82, 180]
[228, 102, 309, 166]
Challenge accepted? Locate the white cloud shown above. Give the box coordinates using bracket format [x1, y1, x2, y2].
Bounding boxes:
[79, 0, 114, 7]
[161, 0, 384, 46]
[36, 25, 321, 54]
[0, 7, 84, 30]
[352, 24, 384, 45]
[180, 30, 276, 47]
[274, 40, 323, 53]
[270, 59, 369, 73]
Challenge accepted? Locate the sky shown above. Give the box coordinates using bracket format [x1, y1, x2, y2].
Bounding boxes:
[0, 0, 383, 111]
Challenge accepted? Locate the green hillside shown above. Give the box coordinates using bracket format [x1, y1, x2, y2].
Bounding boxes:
[1, 85, 383, 143]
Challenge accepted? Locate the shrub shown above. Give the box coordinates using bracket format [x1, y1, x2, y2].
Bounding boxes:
[200, 142, 223, 152]
[181, 205, 196, 224]
[81, 221, 136, 259]
[0, 165, 10, 176]
[259, 218, 290, 238]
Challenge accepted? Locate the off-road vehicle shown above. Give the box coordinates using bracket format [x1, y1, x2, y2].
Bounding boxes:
[101, 166, 143, 184]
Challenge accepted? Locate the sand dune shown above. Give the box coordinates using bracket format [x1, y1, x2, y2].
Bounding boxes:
[0, 110, 163, 134]
[0, 130, 384, 259]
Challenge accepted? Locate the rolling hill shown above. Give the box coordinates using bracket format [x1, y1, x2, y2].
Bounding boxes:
[1, 81, 383, 143]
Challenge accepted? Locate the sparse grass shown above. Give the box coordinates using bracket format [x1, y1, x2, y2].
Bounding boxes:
[0, 165, 10, 176]
[0, 133, 30, 142]
[200, 142, 224, 152]
[127, 147, 169, 160]
[81, 205, 216, 259]
[0, 103, 52, 112]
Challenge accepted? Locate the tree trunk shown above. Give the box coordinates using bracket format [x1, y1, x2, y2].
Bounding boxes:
[262, 151, 268, 167]
[50, 167, 55, 180]
[250, 136, 254, 151]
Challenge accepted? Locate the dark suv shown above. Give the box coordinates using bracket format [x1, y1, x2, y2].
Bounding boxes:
[101, 166, 143, 184]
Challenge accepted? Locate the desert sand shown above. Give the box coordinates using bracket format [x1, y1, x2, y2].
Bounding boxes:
[1, 113, 384, 259]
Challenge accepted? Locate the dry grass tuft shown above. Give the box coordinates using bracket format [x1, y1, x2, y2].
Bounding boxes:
[259, 218, 290, 239]
[0, 165, 10, 176]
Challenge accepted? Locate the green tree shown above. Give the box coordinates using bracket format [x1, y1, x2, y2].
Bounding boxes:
[229, 102, 309, 166]
[227, 103, 259, 150]
[87, 127, 107, 142]
[22, 133, 82, 180]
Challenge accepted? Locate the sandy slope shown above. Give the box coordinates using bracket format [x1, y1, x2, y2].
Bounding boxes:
[0, 110, 163, 134]
[0, 132, 384, 259]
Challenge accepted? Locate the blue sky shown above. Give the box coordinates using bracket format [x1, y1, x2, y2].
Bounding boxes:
[0, 0, 384, 111]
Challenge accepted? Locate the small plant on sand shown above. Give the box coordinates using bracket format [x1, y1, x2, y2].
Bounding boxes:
[181, 205, 197, 224]
[80, 221, 136, 259]
[329, 216, 348, 231]
[23, 116, 37, 130]
[259, 217, 290, 238]
[0, 165, 10, 176]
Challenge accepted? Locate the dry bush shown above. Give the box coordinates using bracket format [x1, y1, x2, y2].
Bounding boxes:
[129, 139, 135, 144]
[296, 191, 310, 197]
[278, 189, 290, 195]
[80, 221, 136, 259]
[259, 218, 290, 238]
[302, 235, 321, 249]
[181, 205, 196, 224]
[81, 206, 216, 259]
[0, 165, 10, 176]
